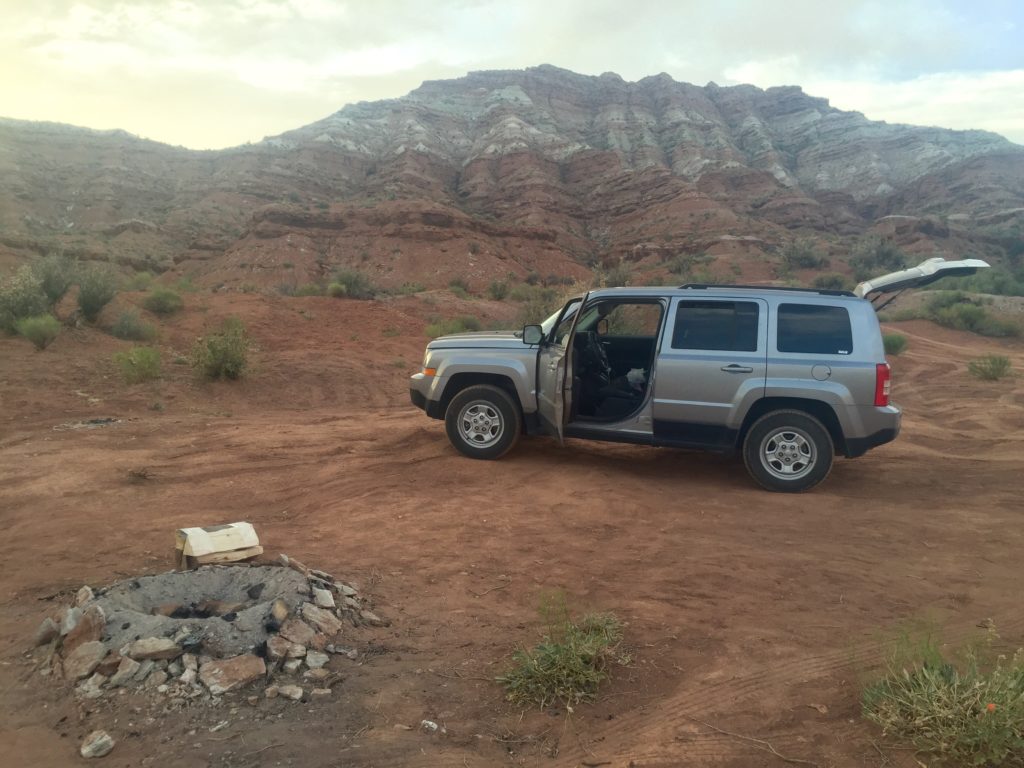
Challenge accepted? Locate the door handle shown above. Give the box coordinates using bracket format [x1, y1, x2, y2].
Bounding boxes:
[720, 364, 753, 373]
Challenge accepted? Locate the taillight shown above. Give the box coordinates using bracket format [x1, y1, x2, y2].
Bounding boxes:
[874, 363, 891, 406]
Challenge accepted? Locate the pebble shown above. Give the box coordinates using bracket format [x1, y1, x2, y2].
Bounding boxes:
[303, 668, 329, 682]
[80, 730, 115, 759]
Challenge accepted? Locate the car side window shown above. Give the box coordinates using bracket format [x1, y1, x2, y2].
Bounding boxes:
[777, 304, 853, 355]
[672, 301, 759, 351]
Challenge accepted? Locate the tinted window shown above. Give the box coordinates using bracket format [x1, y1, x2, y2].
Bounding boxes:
[777, 304, 853, 355]
[672, 301, 759, 351]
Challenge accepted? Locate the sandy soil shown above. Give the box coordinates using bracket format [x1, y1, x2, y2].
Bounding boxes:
[1, 298, 1023, 768]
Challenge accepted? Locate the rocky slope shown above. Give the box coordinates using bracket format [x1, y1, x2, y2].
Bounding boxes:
[2, 65, 1022, 289]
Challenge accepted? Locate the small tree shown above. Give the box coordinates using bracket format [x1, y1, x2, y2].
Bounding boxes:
[77, 266, 118, 322]
[191, 318, 250, 380]
[15, 314, 61, 350]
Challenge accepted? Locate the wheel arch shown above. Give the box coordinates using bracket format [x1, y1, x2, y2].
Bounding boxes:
[439, 373, 523, 418]
[737, 397, 847, 455]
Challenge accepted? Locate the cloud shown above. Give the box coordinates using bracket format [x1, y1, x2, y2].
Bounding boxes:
[1, 0, 1022, 147]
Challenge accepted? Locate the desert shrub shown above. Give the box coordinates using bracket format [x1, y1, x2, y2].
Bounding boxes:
[780, 239, 828, 271]
[396, 282, 426, 295]
[849, 236, 906, 281]
[597, 261, 633, 288]
[468, 241, 481, 255]
[883, 333, 907, 355]
[525, 270, 541, 286]
[174, 275, 197, 292]
[425, 315, 481, 338]
[498, 595, 625, 709]
[15, 314, 61, 350]
[926, 293, 1020, 337]
[294, 283, 325, 297]
[487, 280, 509, 300]
[125, 271, 153, 291]
[968, 355, 1013, 381]
[77, 266, 118, 322]
[111, 310, 157, 341]
[191, 318, 250, 380]
[0, 266, 48, 332]
[326, 282, 347, 297]
[331, 269, 376, 299]
[863, 624, 1024, 766]
[927, 267, 1024, 297]
[813, 273, 850, 291]
[667, 252, 712, 278]
[512, 285, 560, 327]
[114, 346, 161, 383]
[32, 253, 76, 304]
[142, 288, 183, 315]
[448, 277, 470, 298]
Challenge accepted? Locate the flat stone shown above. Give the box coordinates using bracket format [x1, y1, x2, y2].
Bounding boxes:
[76, 585, 95, 606]
[279, 617, 317, 647]
[80, 730, 115, 759]
[266, 635, 291, 660]
[334, 582, 357, 597]
[199, 654, 266, 695]
[310, 569, 334, 582]
[109, 656, 141, 687]
[95, 652, 122, 677]
[310, 687, 331, 697]
[312, 587, 336, 609]
[127, 637, 182, 661]
[168, 660, 183, 676]
[63, 605, 106, 656]
[76, 673, 108, 699]
[303, 668, 329, 682]
[282, 658, 302, 674]
[305, 651, 329, 670]
[63, 641, 107, 680]
[287, 643, 307, 659]
[133, 659, 155, 682]
[326, 644, 359, 660]
[300, 603, 343, 636]
[145, 669, 168, 688]
[33, 617, 59, 646]
[264, 685, 279, 699]
[179, 668, 197, 686]
[342, 597, 360, 610]
[277, 684, 303, 701]
[60, 607, 82, 636]
[359, 610, 387, 627]
[182, 653, 198, 672]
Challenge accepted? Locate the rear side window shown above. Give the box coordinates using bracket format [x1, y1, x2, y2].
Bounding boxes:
[777, 304, 853, 355]
[672, 301, 759, 351]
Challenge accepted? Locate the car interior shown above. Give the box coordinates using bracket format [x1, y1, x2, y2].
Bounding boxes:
[570, 300, 664, 421]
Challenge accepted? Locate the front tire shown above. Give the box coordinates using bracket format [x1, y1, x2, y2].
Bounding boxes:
[743, 410, 834, 492]
[444, 385, 522, 460]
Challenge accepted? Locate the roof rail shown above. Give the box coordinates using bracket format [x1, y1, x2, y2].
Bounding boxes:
[679, 283, 855, 297]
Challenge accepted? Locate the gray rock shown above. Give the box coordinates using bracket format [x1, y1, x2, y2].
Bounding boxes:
[62, 641, 107, 680]
[198, 654, 266, 695]
[359, 609, 387, 627]
[60, 607, 82, 636]
[310, 687, 331, 697]
[300, 603, 343, 636]
[133, 659, 155, 682]
[168, 660, 183, 676]
[76, 673, 108, 699]
[312, 587, 335, 609]
[127, 637, 182, 661]
[326, 644, 359, 660]
[80, 730, 115, 759]
[182, 653, 198, 672]
[145, 669, 168, 688]
[334, 582, 357, 597]
[277, 684, 303, 701]
[304, 651, 329, 670]
[264, 685, 279, 699]
[283, 658, 302, 674]
[33, 617, 59, 646]
[179, 667, 197, 686]
[286, 643, 307, 659]
[76, 585, 95, 606]
[279, 617, 317, 647]
[108, 656, 141, 687]
[303, 668, 329, 682]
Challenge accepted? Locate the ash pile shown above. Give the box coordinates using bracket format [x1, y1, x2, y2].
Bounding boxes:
[33, 555, 387, 704]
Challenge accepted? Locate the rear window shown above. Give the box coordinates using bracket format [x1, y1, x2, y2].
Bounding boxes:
[672, 301, 759, 351]
[777, 304, 853, 355]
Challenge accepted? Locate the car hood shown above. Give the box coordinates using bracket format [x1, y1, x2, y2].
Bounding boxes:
[427, 330, 529, 350]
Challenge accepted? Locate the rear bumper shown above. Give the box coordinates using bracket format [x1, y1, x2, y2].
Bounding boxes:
[844, 406, 901, 457]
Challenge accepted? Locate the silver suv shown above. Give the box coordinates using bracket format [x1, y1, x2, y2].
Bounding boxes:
[410, 258, 987, 491]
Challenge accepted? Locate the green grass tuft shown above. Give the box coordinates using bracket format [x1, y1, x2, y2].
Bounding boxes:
[967, 355, 1013, 381]
[15, 314, 61, 350]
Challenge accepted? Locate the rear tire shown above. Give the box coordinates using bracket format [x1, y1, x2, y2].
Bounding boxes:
[743, 410, 833, 492]
[444, 385, 522, 460]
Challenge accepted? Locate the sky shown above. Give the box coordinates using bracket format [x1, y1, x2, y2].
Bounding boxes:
[1, 0, 1022, 149]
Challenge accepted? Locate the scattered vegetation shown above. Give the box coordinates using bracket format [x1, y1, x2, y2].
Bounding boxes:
[110, 310, 158, 342]
[125, 271, 154, 291]
[15, 314, 61, 350]
[487, 280, 509, 300]
[780, 239, 829, 271]
[812, 273, 850, 291]
[968, 355, 1013, 381]
[425, 315, 481, 338]
[448, 277, 470, 298]
[0, 266, 48, 332]
[511, 285, 559, 328]
[395, 282, 426, 295]
[293, 283, 325, 297]
[330, 269, 376, 299]
[849, 236, 906, 281]
[33, 253, 76, 305]
[76, 266, 118, 322]
[114, 346, 162, 384]
[666, 252, 713, 279]
[863, 623, 1024, 766]
[925, 292, 1020, 338]
[142, 288, 184, 315]
[595, 261, 632, 287]
[498, 594, 626, 709]
[191, 318, 250, 380]
[923, 266, 1024, 297]
[883, 333, 908, 356]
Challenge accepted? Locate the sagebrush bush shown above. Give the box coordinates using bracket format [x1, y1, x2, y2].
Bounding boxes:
[125, 271, 154, 291]
[448, 277, 470, 298]
[926, 293, 1020, 337]
[293, 283, 325, 296]
[326, 282, 347, 298]
[15, 314, 61, 350]
[0, 266, 48, 332]
[425, 315, 481, 338]
[191, 318, 249, 380]
[142, 288, 183, 315]
[331, 269, 376, 299]
[968, 355, 1013, 381]
[849, 236, 906, 280]
[863, 625, 1024, 766]
[813, 273, 850, 291]
[498, 595, 625, 708]
[883, 333, 907, 355]
[111, 310, 157, 341]
[77, 266, 118, 322]
[32, 253, 76, 304]
[487, 280, 509, 300]
[114, 346, 161, 383]
[780, 239, 829, 271]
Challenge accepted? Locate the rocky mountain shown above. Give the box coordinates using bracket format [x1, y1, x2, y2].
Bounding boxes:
[2, 65, 1022, 290]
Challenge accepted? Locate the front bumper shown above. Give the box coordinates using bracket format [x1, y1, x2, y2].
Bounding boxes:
[409, 373, 445, 419]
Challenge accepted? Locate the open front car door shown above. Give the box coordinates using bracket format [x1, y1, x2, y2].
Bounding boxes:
[855, 256, 990, 310]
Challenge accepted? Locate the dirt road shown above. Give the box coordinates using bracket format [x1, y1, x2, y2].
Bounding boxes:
[1, 306, 1022, 767]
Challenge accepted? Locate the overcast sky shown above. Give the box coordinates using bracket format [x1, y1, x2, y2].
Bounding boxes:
[2, 0, 1022, 149]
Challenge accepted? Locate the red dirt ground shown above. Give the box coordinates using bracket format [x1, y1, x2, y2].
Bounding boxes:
[1, 297, 1023, 768]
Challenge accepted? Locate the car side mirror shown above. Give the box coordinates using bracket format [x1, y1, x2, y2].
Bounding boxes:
[522, 324, 544, 345]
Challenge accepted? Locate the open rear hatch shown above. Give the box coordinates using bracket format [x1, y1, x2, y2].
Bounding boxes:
[854, 257, 990, 310]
